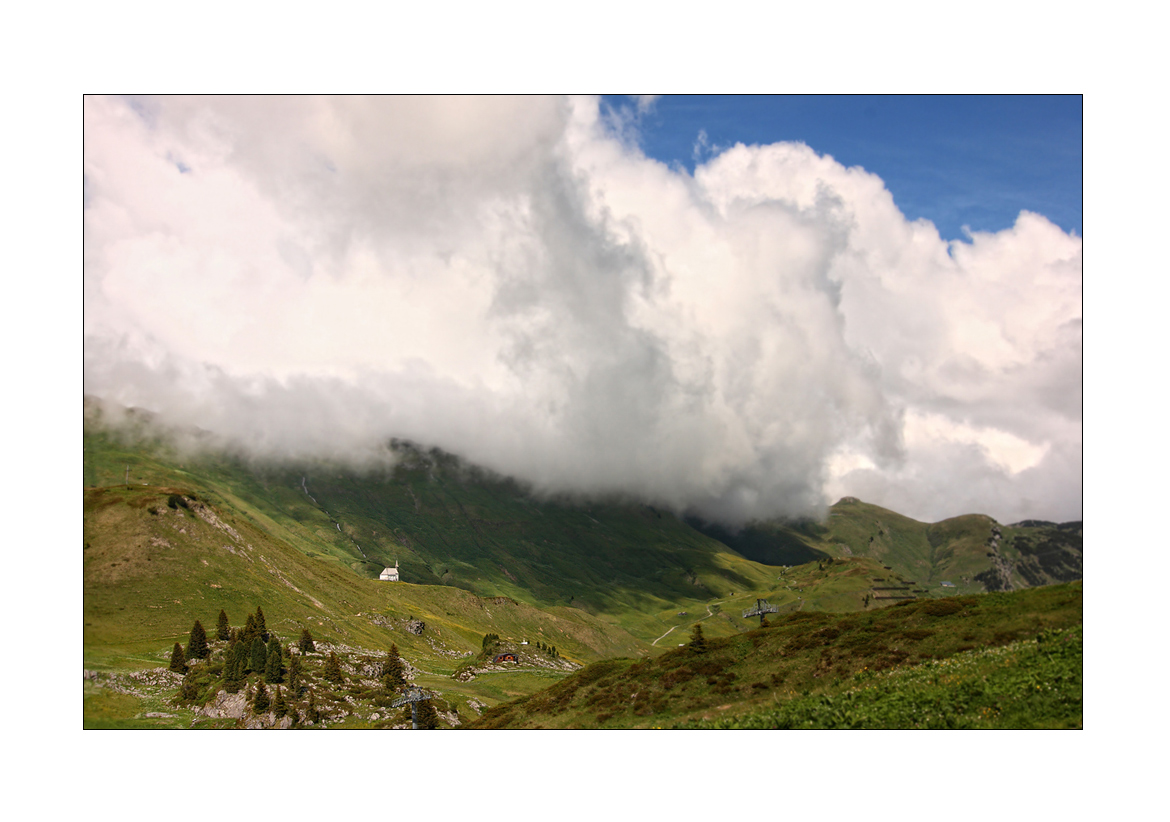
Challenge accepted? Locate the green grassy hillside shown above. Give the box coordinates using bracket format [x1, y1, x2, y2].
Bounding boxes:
[467, 581, 1082, 729]
[83, 399, 1082, 729]
[84, 402, 794, 646]
[703, 496, 1081, 596]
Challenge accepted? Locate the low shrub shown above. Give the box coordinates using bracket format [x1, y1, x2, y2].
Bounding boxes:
[922, 599, 963, 617]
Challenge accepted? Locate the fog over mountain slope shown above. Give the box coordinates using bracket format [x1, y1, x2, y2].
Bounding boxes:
[83, 96, 1081, 525]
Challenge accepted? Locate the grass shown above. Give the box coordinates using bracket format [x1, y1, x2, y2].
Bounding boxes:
[678, 625, 1082, 729]
[82, 401, 1082, 729]
[466, 581, 1082, 729]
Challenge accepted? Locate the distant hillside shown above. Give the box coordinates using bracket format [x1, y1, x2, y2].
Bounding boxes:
[692, 497, 1081, 597]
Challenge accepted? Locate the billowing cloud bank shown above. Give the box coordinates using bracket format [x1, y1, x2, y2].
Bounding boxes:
[83, 96, 1081, 525]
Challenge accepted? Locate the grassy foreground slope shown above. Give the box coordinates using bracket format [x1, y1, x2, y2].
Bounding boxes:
[468, 581, 1082, 729]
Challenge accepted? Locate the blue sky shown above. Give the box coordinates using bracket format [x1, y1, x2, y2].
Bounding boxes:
[607, 95, 1082, 243]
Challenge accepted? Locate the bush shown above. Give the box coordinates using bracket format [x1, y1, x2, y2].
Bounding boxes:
[922, 599, 964, 617]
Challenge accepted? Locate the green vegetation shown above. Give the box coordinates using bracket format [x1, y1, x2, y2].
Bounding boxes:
[82, 400, 1082, 729]
[705, 497, 1081, 598]
[468, 582, 1081, 729]
[679, 625, 1082, 729]
[380, 644, 406, 692]
[186, 620, 209, 660]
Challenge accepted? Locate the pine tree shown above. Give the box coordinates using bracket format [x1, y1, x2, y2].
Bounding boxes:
[216, 609, 231, 641]
[224, 639, 247, 693]
[380, 644, 406, 691]
[288, 654, 303, 695]
[249, 636, 267, 673]
[689, 623, 707, 652]
[254, 605, 267, 640]
[186, 620, 210, 660]
[169, 642, 187, 673]
[415, 698, 439, 729]
[265, 640, 284, 684]
[323, 651, 344, 685]
[253, 682, 270, 713]
[243, 613, 258, 643]
[306, 691, 320, 724]
[272, 686, 287, 718]
[299, 628, 316, 654]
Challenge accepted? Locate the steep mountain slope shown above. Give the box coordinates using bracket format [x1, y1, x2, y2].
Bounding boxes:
[83, 484, 649, 668]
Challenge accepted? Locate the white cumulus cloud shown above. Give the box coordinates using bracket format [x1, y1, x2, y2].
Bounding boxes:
[83, 95, 1081, 525]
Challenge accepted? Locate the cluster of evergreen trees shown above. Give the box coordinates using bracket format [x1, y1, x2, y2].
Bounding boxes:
[219, 606, 287, 694]
[170, 606, 441, 728]
[174, 606, 323, 723]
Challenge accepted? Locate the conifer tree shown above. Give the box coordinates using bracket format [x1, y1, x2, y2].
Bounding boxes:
[186, 619, 210, 660]
[243, 613, 258, 643]
[272, 686, 287, 718]
[254, 605, 267, 640]
[249, 636, 267, 673]
[265, 640, 284, 684]
[323, 651, 344, 685]
[306, 691, 320, 724]
[169, 642, 187, 673]
[299, 628, 316, 654]
[380, 644, 406, 691]
[224, 639, 247, 693]
[253, 682, 270, 713]
[689, 623, 707, 652]
[415, 698, 439, 729]
[216, 609, 231, 641]
[288, 654, 303, 695]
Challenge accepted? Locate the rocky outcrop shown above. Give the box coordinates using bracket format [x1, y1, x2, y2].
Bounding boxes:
[975, 527, 1014, 592]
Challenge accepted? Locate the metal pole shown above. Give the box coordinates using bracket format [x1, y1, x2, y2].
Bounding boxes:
[411, 701, 418, 730]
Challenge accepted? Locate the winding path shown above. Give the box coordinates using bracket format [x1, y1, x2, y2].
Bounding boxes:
[651, 600, 725, 646]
